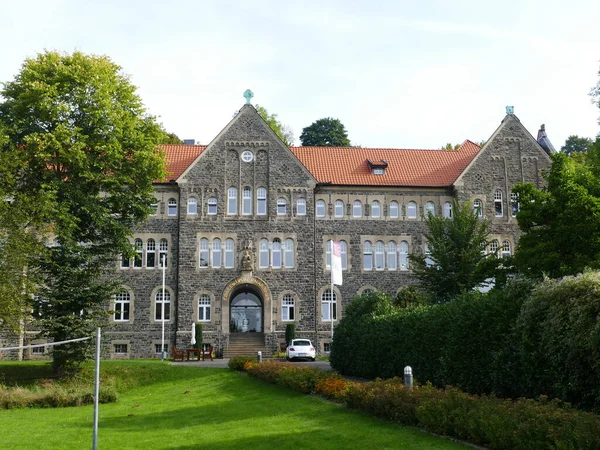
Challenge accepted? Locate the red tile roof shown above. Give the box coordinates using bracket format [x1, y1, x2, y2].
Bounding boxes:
[160, 141, 481, 187]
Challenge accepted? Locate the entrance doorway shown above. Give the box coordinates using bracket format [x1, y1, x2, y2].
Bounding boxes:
[230, 290, 262, 333]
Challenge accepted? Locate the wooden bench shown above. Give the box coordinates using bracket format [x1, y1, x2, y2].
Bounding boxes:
[201, 345, 214, 361]
[172, 345, 185, 361]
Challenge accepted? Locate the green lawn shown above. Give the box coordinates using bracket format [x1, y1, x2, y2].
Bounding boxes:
[0, 361, 466, 449]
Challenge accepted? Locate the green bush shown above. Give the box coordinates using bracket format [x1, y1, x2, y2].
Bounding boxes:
[194, 323, 202, 350]
[227, 356, 255, 371]
[284, 323, 295, 346]
[275, 366, 329, 394]
[0, 381, 117, 409]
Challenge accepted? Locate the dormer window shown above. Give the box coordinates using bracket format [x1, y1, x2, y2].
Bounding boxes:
[367, 159, 388, 175]
[373, 168, 385, 175]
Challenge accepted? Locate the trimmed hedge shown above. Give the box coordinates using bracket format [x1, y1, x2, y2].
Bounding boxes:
[227, 356, 255, 371]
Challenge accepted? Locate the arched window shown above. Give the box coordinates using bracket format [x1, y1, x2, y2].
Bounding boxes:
[375, 241, 385, 270]
[494, 190, 503, 217]
[225, 239, 235, 268]
[198, 294, 211, 322]
[389, 201, 399, 218]
[114, 292, 130, 321]
[272, 239, 282, 268]
[424, 243, 433, 267]
[353, 200, 362, 218]
[502, 240, 511, 258]
[259, 239, 269, 268]
[227, 187, 237, 215]
[282, 295, 295, 321]
[340, 240, 348, 270]
[187, 198, 197, 215]
[407, 201, 417, 219]
[146, 239, 156, 268]
[159, 239, 168, 267]
[316, 200, 326, 217]
[257, 187, 267, 215]
[168, 198, 177, 216]
[296, 198, 306, 216]
[212, 238, 222, 268]
[511, 192, 519, 217]
[155, 290, 170, 321]
[489, 240, 499, 256]
[473, 199, 483, 217]
[425, 202, 435, 217]
[134, 239, 143, 268]
[399, 241, 409, 270]
[326, 240, 332, 269]
[371, 200, 381, 218]
[120, 252, 130, 268]
[277, 198, 287, 216]
[284, 239, 294, 268]
[199, 238, 209, 268]
[321, 289, 337, 321]
[334, 200, 344, 218]
[242, 187, 252, 215]
[207, 197, 217, 215]
[443, 202, 453, 218]
[387, 241, 397, 270]
[150, 201, 158, 216]
[363, 241, 373, 271]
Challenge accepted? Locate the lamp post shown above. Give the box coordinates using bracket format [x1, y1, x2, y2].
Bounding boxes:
[161, 254, 166, 363]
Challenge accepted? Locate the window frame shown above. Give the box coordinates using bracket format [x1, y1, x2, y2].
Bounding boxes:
[494, 190, 503, 217]
[371, 200, 381, 218]
[353, 200, 362, 218]
[242, 187, 252, 215]
[187, 197, 197, 215]
[296, 198, 306, 216]
[146, 239, 156, 269]
[207, 197, 217, 215]
[227, 187, 238, 215]
[443, 202, 453, 219]
[407, 201, 417, 219]
[277, 198, 287, 216]
[199, 238, 210, 268]
[315, 200, 326, 217]
[257, 187, 267, 216]
[225, 238, 235, 269]
[259, 239, 269, 268]
[284, 239, 294, 269]
[425, 201, 435, 217]
[321, 289, 337, 321]
[114, 292, 131, 322]
[167, 198, 177, 217]
[389, 201, 399, 219]
[154, 291, 171, 322]
[282, 295, 295, 322]
[363, 240, 373, 271]
[212, 238, 222, 268]
[198, 294, 211, 322]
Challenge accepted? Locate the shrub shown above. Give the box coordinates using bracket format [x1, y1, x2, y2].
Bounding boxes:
[0, 381, 117, 409]
[275, 366, 329, 394]
[194, 323, 202, 350]
[315, 376, 355, 402]
[227, 356, 255, 371]
[284, 323, 295, 346]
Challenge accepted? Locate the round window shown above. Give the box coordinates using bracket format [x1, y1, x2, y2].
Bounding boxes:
[241, 151, 254, 163]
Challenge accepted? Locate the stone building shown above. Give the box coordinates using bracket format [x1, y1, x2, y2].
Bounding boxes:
[5, 102, 553, 360]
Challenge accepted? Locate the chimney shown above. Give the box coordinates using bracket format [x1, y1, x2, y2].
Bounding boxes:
[536, 124, 556, 155]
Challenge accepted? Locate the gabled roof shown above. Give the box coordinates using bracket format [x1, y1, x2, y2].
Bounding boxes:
[160, 141, 481, 187]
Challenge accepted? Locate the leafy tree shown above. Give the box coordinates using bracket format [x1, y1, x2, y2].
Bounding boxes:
[0, 51, 166, 375]
[561, 135, 593, 156]
[393, 285, 431, 308]
[300, 117, 350, 147]
[159, 131, 183, 144]
[409, 200, 509, 302]
[255, 105, 294, 146]
[441, 143, 461, 150]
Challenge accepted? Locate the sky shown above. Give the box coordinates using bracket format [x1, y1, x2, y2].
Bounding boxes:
[1, 0, 599, 148]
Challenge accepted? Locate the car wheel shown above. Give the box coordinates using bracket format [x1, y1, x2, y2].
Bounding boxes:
[311, 358, 316, 362]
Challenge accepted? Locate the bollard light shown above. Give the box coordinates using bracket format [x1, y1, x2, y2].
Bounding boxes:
[404, 365, 413, 390]
[257, 351, 262, 363]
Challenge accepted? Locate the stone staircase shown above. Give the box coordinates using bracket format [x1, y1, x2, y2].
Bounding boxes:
[224, 332, 271, 358]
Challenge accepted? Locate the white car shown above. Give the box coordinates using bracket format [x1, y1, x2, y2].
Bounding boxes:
[286, 339, 316, 362]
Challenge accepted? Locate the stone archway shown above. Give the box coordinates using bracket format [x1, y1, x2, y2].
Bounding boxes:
[221, 275, 272, 335]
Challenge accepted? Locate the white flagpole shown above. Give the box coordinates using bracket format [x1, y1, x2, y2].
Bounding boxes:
[161, 254, 166, 363]
[330, 240, 334, 339]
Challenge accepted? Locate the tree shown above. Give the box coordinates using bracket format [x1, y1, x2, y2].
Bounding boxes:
[0, 51, 166, 375]
[441, 143, 461, 150]
[255, 105, 294, 146]
[300, 117, 350, 146]
[159, 131, 183, 144]
[409, 200, 509, 302]
[561, 135, 593, 156]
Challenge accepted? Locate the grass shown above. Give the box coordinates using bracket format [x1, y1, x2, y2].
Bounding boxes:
[0, 361, 467, 449]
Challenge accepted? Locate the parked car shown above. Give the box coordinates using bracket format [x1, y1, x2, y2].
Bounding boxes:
[286, 339, 316, 361]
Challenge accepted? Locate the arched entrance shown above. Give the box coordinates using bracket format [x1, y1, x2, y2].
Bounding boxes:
[230, 289, 263, 333]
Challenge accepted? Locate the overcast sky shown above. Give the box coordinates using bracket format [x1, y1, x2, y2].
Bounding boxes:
[1, 0, 599, 148]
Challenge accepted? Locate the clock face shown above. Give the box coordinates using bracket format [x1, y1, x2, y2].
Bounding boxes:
[241, 151, 254, 163]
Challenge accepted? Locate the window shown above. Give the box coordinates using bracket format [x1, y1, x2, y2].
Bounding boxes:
[375, 241, 385, 270]
[257, 187, 267, 215]
[389, 201, 399, 219]
[284, 239, 294, 268]
[363, 241, 373, 271]
[296, 198, 306, 216]
[155, 291, 171, 321]
[168, 198, 177, 216]
[155, 343, 168, 355]
[207, 197, 217, 215]
[371, 201, 381, 218]
[272, 239, 282, 268]
[212, 238, 222, 268]
[407, 201, 417, 219]
[373, 168, 385, 175]
[502, 240, 511, 258]
[277, 198, 287, 216]
[242, 187, 252, 215]
[225, 239, 235, 268]
[114, 292, 130, 321]
[134, 239, 143, 268]
[321, 289, 337, 321]
[425, 202, 435, 217]
[399, 241, 409, 269]
[146, 239, 156, 268]
[199, 238, 209, 268]
[511, 192, 519, 217]
[323, 342, 331, 352]
[198, 294, 211, 322]
[489, 240, 499, 256]
[227, 188, 238, 215]
[120, 252, 130, 268]
[241, 150, 254, 162]
[150, 202, 158, 216]
[114, 344, 128, 354]
[335, 200, 344, 217]
[259, 239, 269, 268]
[387, 241, 397, 270]
[159, 239, 168, 267]
[282, 295, 295, 321]
[473, 200, 483, 217]
[31, 346, 45, 355]
[353, 201, 362, 218]
[326, 240, 332, 269]
[424, 243, 433, 267]
[315, 200, 325, 217]
[494, 190, 503, 217]
[187, 198, 197, 215]
[443, 202, 453, 219]
[340, 240, 348, 270]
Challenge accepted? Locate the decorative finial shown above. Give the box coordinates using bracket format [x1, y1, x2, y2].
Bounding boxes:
[506, 105, 514, 115]
[243, 89, 254, 104]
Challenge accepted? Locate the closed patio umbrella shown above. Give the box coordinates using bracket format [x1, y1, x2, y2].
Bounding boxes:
[191, 323, 196, 346]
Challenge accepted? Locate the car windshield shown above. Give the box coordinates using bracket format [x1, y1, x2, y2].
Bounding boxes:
[293, 340, 311, 346]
